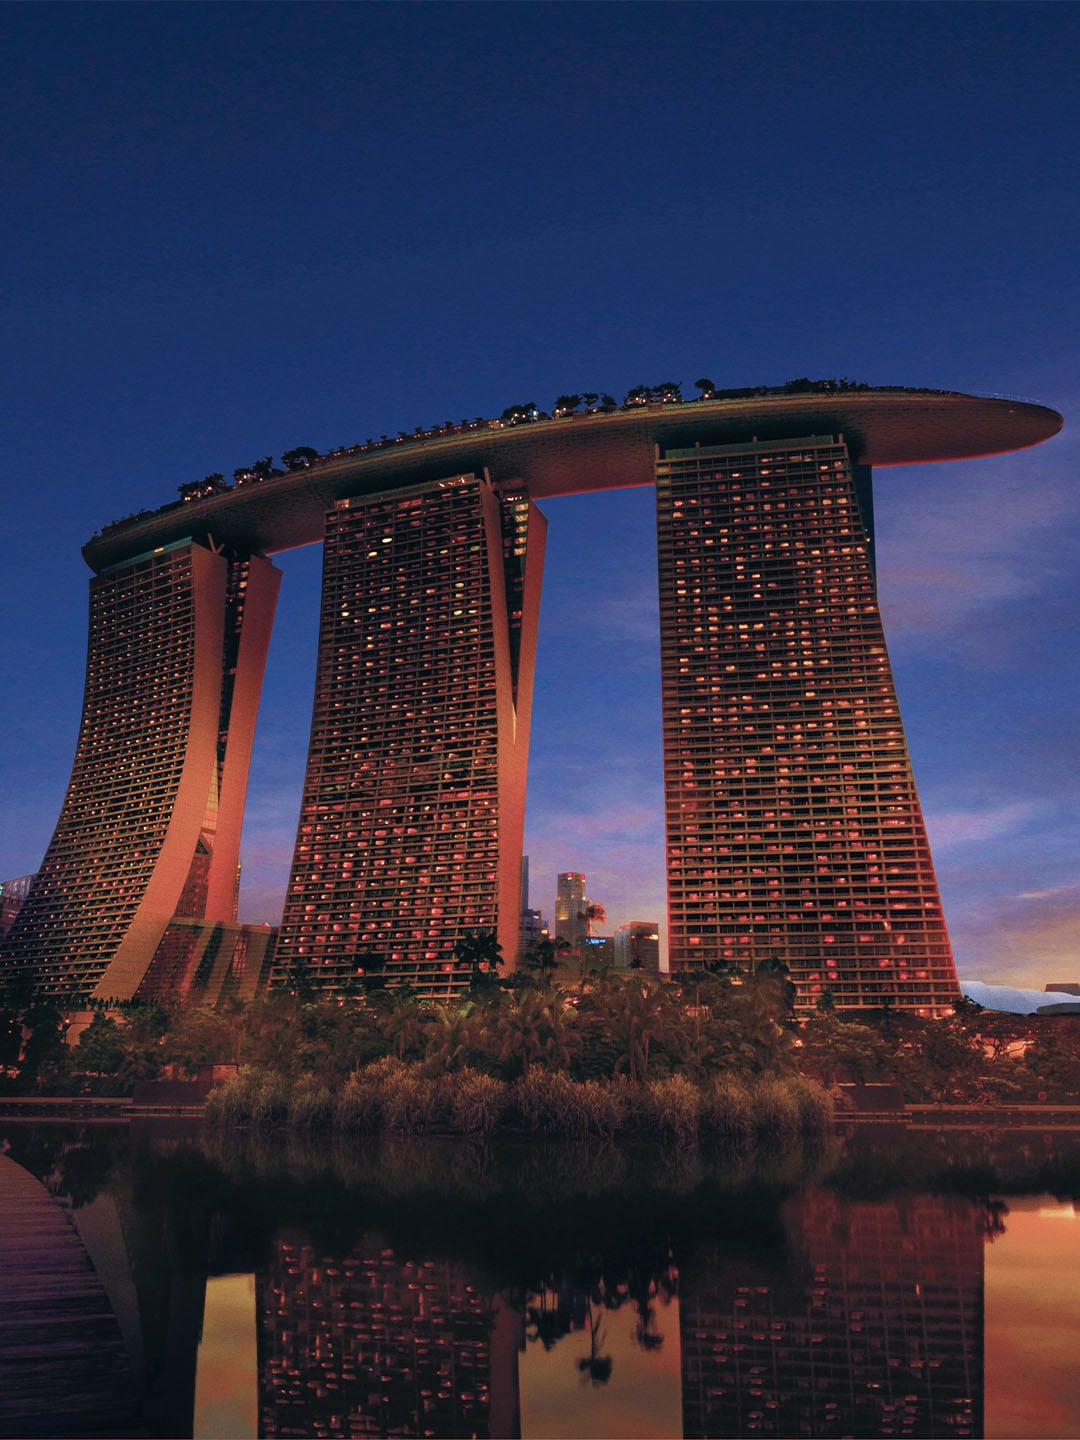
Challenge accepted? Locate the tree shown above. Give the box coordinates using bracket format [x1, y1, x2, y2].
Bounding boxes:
[578, 1299, 613, 1384]
[74, 1011, 126, 1077]
[282, 446, 319, 470]
[553, 394, 582, 416]
[599, 977, 683, 1084]
[353, 949, 389, 994]
[453, 929, 504, 991]
[496, 989, 574, 1078]
[754, 953, 797, 1016]
[380, 992, 427, 1062]
[521, 936, 559, 986]
[693, 377, 716, 399]
[20, 1002, 69, 1082]
[651, 381, 682, 403]
[425, 1002, 480, 1072]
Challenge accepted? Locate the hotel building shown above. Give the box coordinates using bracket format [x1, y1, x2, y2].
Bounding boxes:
[272, 475, 545, 996]
[657, 436, 955, 1008]
[0, 387, 1061, 1008]
[1, 541, 279, 1000]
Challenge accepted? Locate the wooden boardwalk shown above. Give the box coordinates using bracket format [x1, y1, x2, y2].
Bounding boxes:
[0, 1153, 147, 1438]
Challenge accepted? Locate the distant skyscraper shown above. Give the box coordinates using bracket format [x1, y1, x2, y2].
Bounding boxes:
[554, 872, 587, 950]
[273, 475, 545, 997]
[657, 435, 956, 1012]
[614, 921, 661, 974]
[0, 874, 34, 940]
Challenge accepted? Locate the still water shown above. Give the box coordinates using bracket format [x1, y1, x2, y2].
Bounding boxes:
[2, 1120, 1079, 1440]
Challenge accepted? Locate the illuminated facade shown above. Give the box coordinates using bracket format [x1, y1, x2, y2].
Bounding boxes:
[554, 872, 587, 949]
[1, 540, 279, 999]
[273, 474, 545, 997]
[1, 388, 1061, 1007]
[657, 436, 957, 1011]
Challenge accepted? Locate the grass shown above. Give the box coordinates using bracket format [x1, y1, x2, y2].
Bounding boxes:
[206, 1062, 833, 1148]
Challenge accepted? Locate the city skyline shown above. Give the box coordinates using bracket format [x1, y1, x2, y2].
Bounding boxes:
[2, 3, 1077, 989]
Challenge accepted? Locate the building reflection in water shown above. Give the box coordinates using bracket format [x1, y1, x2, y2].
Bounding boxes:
[256, 1230, 520, 1439]
[242, 1191, 983, 1440]
[679, 1191, 984, 1439]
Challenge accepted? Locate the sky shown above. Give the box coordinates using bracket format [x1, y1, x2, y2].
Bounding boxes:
[1, 1, 1077, 989]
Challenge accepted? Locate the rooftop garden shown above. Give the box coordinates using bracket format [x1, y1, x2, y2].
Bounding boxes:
[92, 376, 955, 540]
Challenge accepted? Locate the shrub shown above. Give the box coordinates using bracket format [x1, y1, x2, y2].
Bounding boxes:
[751, 1076, 801, 1145]
[332, 1057, 441, 1134]
[205, 1065, 288, 1128]
[378, 1065, 438, 1134]
[334, 1069, 384, 1133]
[580, 1078, 629, 1138]
[646, 1074, 701, 1146]
[289, 1075, 334, 1132]
[787, 1075, 834, 1137]
[439, 1069, 508, 1136]
[700, 1075, 754, 1144]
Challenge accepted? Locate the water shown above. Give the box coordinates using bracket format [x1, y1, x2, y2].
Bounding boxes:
[2, 1120, 1080, 1439]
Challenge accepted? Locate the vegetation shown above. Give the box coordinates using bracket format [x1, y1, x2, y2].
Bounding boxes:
[6, 963, 1080, 1137]
[204, 1056, 832, 1149]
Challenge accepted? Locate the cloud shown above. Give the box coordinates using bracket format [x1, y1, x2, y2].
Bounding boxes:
[953, 884, 1080, 991]
[875, 432, 1080, 653]
[925, 799, 1046, 848]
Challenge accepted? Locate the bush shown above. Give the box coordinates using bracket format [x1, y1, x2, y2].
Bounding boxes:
[439, 1069, 508, 1136]
[380, 1066, 438, 1134]
[787, 1075, 834, 1137]
[331, 1057, 438, 1134]
[513, 1070, 628, 1138]
[645, 1074, 701, 1146]
[701, 1075, 754, 1143]
[333, 1068, 384, 1132]
[751, 1076, 801, 1145]
[290, 1075, 334, 1132]
[204, 1065, 289, 1128]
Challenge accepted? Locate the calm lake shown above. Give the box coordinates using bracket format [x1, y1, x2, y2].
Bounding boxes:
[2, 1119, 1079, 1440]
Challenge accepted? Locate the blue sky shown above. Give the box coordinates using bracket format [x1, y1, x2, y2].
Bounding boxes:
[2, 2, 1077, 986]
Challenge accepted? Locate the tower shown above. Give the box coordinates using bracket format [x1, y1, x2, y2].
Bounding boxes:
[656, 435, 956, 1012]
[273, 473, 545, 997]
[1, 540, 280, 1000]
[554, 872, 587, 950]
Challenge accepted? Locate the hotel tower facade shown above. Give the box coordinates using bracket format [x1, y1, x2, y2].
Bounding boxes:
[0, 387, 1062, 1007]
